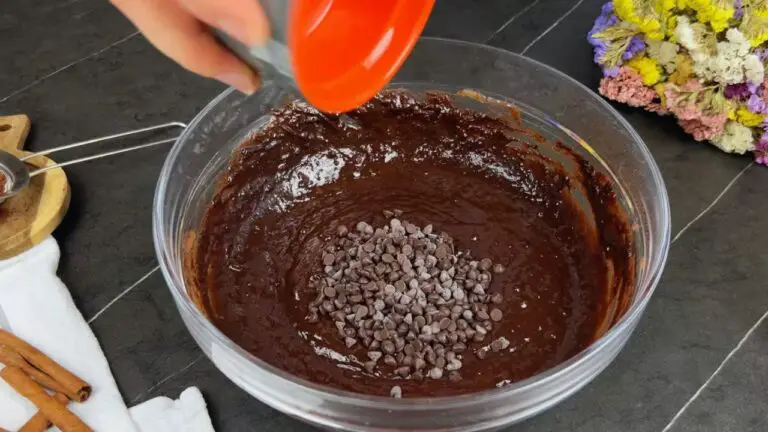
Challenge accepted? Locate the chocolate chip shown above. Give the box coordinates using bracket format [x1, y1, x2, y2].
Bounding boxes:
[439, 317, 452, 330]
[429, 367, 443, 379]
[390, 385, 402, 398]
[446, 359, 462, 371]
[414, 357, 426, 371]
[323, 286, 337, 298]
[382, 340, 396, 354]
[355, 304, 369, 319]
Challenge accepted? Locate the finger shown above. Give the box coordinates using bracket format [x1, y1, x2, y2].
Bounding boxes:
[178, 0, 270, 46]
[111, 0, 260, 94]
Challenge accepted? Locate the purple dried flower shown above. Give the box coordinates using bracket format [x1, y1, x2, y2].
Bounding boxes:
[725, 80, 765, 113]
[756, 131, 768, 166]
[757, 131, 768, 151]
[735, 0, 744, 19]
[729, 79, 768, 114]
[724, 83, 752, 100]
[622, 36, 646, 60]
[600, 1, 613, 15]
[588, 2, 619, 58]
[588, 2, 632, 78]
[603, 66, 621, 78]
[755, 47, 768, 62]
[590, 39, 608, 63]
[747, 94, 768, 114]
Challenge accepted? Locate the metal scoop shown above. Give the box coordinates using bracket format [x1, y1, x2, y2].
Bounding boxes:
[0, 122, 185, 201]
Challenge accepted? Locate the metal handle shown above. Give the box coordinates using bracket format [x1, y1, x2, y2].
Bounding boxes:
[25, 122, 187, 176]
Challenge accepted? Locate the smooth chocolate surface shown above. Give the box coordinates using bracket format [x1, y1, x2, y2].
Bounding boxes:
[188, 91, 635, 397]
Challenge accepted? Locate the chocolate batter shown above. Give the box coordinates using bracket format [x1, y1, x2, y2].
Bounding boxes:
[187, 91, 635, 397]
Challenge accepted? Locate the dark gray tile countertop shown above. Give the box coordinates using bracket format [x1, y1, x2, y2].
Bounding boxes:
[2, 0, 766, 431]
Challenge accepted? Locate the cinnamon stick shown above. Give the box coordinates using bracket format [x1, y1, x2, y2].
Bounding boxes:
[1, 366, 92, 432]
[0, 345, 70, 397]
[0, 329, 91, 402]
[19, 392, 70, 432]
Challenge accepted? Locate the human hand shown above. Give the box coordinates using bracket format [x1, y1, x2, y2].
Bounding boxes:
[111, 0, 270, 94]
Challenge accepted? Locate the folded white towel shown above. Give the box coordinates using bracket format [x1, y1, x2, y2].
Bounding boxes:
[130, 387, 213, 432]
[0, 237, 214, 432]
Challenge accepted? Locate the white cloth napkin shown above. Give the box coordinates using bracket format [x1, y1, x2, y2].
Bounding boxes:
[0, 237, 215, 432]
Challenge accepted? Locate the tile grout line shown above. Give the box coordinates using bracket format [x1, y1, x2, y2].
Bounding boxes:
[0, 30, 140, 105]
[520, 0, 588, 55]
[671, 162, 753, 244]
[484, 0, 543, 43]
[661, 307, 768, 432]
[87, 264, 159, 324]
[130, 354, 205, 404]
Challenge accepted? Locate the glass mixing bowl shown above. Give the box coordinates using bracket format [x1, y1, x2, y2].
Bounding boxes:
[153, 38, 670, 431]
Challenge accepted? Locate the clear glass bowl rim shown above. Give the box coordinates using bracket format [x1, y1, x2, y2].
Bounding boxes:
[152, 37, 671, 411]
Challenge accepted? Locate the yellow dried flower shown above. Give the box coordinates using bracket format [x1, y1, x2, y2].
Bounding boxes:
[654, 83, 668, 108]
[741, 7, 768, 47]
[627, 56, 663, 85]
[736, 107, 766, 127]
[666, 15, 679, 40]
[614, 0, 666, 40]
[687, 0, 735, 33]
[669, 54, 694, 84]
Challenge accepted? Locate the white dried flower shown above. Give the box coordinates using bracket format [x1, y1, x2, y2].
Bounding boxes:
[724, 28, 750, 56]
[693, 28, 760, 85]
[744, 54, 765, 84]
[647, 40, 680, 73]
[711, 121, 756, 155]
[675, 16, 698, 52]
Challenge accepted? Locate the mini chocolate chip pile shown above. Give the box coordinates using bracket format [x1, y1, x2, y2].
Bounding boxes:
[307, 210, 505, 383]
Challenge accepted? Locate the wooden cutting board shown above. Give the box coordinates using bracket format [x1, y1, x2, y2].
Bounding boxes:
[0, 115, 70, 259]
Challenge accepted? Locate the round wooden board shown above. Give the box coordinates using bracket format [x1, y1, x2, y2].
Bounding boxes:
[0, 115, 70, 260]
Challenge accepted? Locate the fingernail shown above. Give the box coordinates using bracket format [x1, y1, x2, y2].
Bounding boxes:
[215, 72, 258, 95]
